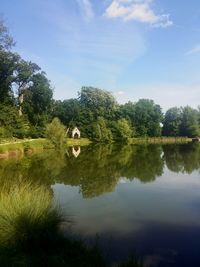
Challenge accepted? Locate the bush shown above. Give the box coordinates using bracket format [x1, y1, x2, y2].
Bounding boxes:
[46, 118, 66, 149]
[0, 127, 11, 139]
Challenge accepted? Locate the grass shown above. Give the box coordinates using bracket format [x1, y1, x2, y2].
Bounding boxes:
[0, 139, 53, 158]
[0, 182, 62, 247]
[0, 138, 91, 158]
[128, 136, 192, 144]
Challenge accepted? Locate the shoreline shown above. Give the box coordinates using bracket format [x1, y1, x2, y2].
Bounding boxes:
[0, 137, 192, 159]
[0, 138, 91, 159]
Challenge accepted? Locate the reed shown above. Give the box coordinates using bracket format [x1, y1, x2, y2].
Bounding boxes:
[0, 182, 62, 248]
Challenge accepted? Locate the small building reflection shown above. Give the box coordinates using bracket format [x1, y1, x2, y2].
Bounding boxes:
[72, 146, 81, 158]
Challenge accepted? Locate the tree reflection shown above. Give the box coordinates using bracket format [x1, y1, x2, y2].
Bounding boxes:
[163, 143, 200, 174]
[0, 143, 200, 198]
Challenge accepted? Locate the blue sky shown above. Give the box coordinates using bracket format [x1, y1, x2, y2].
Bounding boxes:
[1, 0, 200, 110]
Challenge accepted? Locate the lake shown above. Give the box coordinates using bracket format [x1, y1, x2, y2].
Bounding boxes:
[1, 143, 200, 267]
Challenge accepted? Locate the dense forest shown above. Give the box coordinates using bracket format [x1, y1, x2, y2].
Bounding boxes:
[0, 19, 200, 141]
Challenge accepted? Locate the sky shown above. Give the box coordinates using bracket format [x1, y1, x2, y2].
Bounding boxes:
[1, 0, 200, 110]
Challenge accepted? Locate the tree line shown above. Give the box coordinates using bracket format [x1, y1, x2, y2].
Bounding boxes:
[0, 20, 200, 141]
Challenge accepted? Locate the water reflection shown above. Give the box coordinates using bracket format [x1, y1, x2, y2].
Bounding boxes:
[0, 143, 200, 198]
[71, 146, 81, 158]
[1, 143, 200, 266]
[163, 143, 200, 173]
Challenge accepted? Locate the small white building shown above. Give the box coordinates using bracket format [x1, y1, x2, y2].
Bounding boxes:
[72, 127, 81, 139]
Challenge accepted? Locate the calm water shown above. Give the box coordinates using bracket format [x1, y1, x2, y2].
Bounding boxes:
[1, 143, 200, 266]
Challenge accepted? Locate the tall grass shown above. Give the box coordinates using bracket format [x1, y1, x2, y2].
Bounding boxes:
[0, 182, 62, 248]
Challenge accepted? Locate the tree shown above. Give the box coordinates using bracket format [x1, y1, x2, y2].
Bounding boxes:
[179, 106, 200, 137]
[115, 118, 133, 141]
[79, 87, 117, 119]
[0, 104, 29, 138]
[163, 107, 182, 136]
[22, 73, 53, 136]
[0, 19, 16, 103]
[131, 99, 163, 137]
[0, 51, 20, 103]
[13, 60, 40, 116]
[52, 99, 81, 126]
[0, 18, 14, 51]
[90, 117, 113, 142]
[46, 118, 66, 150]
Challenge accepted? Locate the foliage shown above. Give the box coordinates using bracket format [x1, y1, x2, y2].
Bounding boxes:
[89, 117, 113, 142]
[115, 118, 133, 141]
[131, 99, 163, 137]
[79, 86, 117, 119]
[0, 104, 30, 138]
[0, 19, 14, 51]
[23, 72, 53, 132]
[163, 106, 200, 138]
[46, 118, 66, 149]
[52, 99, 81, 127]
[0, 50, 20, 103]
[162, 107, 182, 136]
[179, 106, 200, 137]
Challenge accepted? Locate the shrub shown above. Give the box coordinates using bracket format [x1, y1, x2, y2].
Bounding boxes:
[46, 118, 66, 149]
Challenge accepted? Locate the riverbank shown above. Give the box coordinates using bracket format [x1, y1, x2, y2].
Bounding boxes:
[0, 139, 50, 159]
[0, 137, 192, 159]
[129, 137, 192, 144]
[0, 138, 91, 159]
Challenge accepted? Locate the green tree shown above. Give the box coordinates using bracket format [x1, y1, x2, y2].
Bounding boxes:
[79, 87, 117, 119]
[90, 117, 113, 142]
[52, 99, 81, 126]
[0, 19, 14, 51]
[163, 107, 182, 136]
[46, 118, 66, 150]
[23, 72, 53, 136]
[0, 104, 29, 138]
[132, 99, 163, 137]
[0, 19, 17, 103]
[13, 60, 40, 116]
[115, 118, 133, 141]
[0, 51, 19, 103]
[179, 106, 200, 137]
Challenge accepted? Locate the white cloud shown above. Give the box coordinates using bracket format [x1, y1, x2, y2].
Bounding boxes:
[186, 45, 200, 55]
[105, 0, 173, 28]
[115, 83, 200, 111]
[76, 0, 94, 21]
[117, 90, 125, 95]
